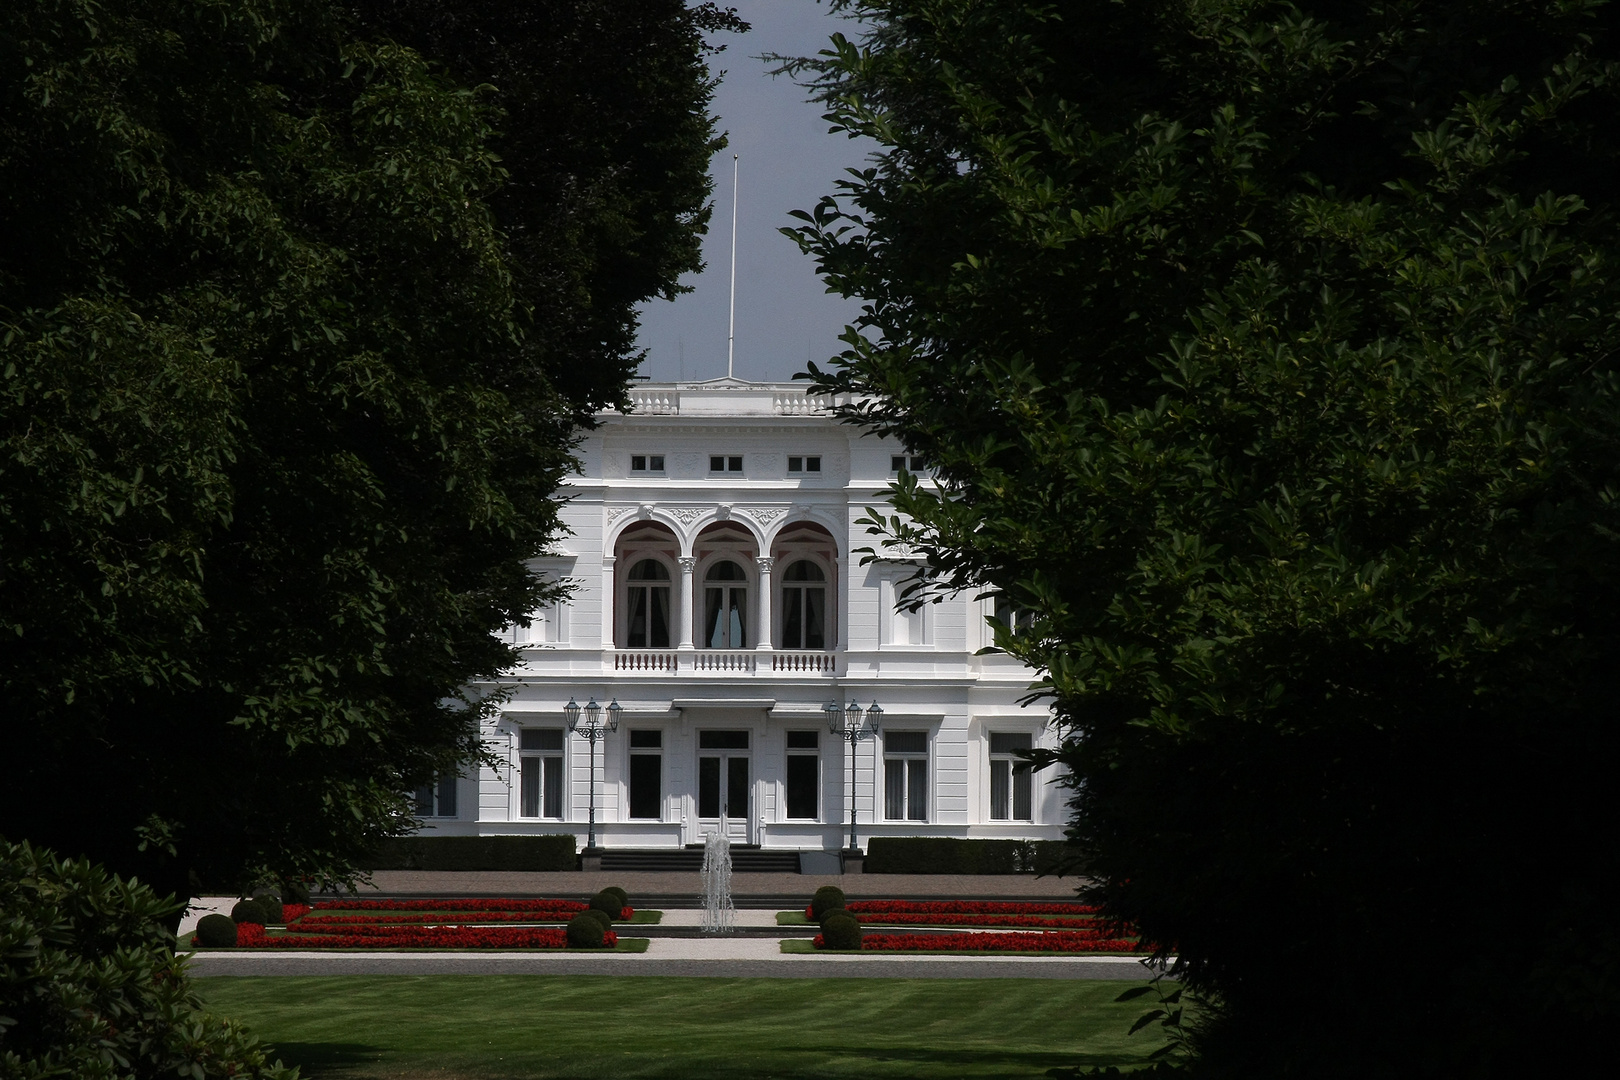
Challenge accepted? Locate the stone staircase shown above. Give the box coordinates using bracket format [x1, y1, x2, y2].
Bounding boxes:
[598, 847, 804, 873]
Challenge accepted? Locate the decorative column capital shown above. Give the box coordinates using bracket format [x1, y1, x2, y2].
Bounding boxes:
[678, 556, 697, 572]
[755, 556, 775, 573]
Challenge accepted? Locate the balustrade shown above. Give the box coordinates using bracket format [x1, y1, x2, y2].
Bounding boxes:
[614, 650, 679, 672]
[604, 649, 837, 675]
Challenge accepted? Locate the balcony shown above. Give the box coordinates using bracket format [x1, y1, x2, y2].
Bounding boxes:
[611, 649, 838, 675]
[613, 382, 834, 418]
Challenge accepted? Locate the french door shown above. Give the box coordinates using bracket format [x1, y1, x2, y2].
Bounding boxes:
[697, 730, 751, 843]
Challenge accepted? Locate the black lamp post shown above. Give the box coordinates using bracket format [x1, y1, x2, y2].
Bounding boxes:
[825, 699, 882, 854]
[565, 695, 621, 851]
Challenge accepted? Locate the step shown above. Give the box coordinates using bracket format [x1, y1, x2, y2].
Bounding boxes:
[599, 848, 805, 874]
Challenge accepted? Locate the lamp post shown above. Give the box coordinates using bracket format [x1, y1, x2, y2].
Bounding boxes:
[565, 696, 621, 855]
[825, 699, 882, 862]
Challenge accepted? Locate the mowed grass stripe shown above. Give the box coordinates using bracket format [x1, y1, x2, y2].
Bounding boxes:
[196, 974, 1169, 1079]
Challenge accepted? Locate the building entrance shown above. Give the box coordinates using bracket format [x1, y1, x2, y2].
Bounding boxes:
[697, 730, 751, 844]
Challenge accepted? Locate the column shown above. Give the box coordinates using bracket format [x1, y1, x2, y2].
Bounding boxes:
[677, 556, 697, 650]
[755, 556, 774, 651]
[601, 555, 616, 650]
[835, 555, 849, 652]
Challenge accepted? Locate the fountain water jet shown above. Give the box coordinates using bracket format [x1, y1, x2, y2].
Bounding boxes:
[700, 821, 735, 933]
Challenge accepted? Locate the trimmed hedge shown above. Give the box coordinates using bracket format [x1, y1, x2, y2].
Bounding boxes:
[864, 837, 1074, 875]
[230, 898, 268, 925]
[196, 914, 238, 948]
[819, 910, 862, 950]
[810, 885, 845, 919]
[566, 912, 605, 948]
[365, 834, 577, 872]
[588, 891, 622, 921]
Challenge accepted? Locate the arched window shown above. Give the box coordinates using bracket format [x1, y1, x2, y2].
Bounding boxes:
[780, 560, 826, 649]
[703, 560, 748, 648]
[625, 559, 671, 648]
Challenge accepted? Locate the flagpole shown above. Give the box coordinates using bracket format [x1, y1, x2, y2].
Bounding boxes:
[727, 153, 738, 380]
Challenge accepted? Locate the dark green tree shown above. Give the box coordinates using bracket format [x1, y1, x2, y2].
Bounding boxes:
[785, 1, 1620, 1074]
[2, 0, 735, 905]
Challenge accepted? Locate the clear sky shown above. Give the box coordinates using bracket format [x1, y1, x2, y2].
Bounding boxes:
[632, 1, 875, 385]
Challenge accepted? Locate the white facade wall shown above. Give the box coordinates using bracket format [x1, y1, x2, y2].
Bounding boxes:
[428, 379, 1063, 851]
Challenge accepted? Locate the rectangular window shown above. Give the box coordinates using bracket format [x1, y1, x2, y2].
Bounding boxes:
[709, 455, 744, 473]
[785, 730, 818, 819]
[883, 731, 928, 821]
[989, 732, 1033, 821]
[993, 595, 1035, 635]
[630, 454, 665, 474]
[890, 455, 927, 473]
[629, 729, 662, 819]
[787, 456, 821, 474]
[519, 729, 565, 818]
[413, 772, 459, 817]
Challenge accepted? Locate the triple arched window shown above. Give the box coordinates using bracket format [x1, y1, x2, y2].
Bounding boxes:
[780, 560, 826, 649]
[625, 559, 671, 648]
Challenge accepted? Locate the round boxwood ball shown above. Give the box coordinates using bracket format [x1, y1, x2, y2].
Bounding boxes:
[819, 910, 862, 950]
[252, 892, 282, 924]
[810, 885, 845, 920]
[588, 891, 622, 921]
[582, 908, 613, 931]
[196, 914, 238, 948]
[281, 879, 311, 905]
[600, 885, 629, 909]
[230, 899, 268, 926]
[566, 912, 606, 948]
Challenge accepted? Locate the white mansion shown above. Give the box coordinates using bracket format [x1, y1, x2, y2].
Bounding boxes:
[421, 379, 1064, 863]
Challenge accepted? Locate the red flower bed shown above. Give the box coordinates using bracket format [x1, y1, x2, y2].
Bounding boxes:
[220, 923, 615, 949]
[842, 900, 1100, 916]
[282, 904, 312, 924]
[291, 911, 583, 927]
[813, 931, 1139, 953]
[312, 898, 591, 913]
[833, 912, 1109, 930]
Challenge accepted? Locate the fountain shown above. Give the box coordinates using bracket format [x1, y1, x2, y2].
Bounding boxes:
[700, 821, 735, 933]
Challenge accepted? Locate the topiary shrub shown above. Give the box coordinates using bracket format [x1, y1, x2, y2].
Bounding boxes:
[600, 885, 629, 909]
[280, 878, 311, 905]
[0, 839, 295, 1078]
[251, 891, 282, 923]
[582, 908, 613, 931]
[819, 910, 862, 950]
[230, 898, 268, 925]
[810, 885, 845, 920]
[195, 914, 239, 948]
[588, 891, 622, 920]
[566, 912, 605, 947]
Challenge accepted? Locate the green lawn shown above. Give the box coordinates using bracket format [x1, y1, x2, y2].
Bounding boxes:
[196, 974, 1170, 1079]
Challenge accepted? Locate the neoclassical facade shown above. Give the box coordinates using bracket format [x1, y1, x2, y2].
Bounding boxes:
[423, 379, 1063, 854]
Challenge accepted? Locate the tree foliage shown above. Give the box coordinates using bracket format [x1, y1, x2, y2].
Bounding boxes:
[1, 0, 735, 901]
[0, 838, 297, 1079]
[785, 1, 1620, 1074]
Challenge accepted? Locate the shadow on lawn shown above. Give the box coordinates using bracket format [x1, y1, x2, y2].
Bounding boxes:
[260, 1042, 1143, 1080]
[263, 1041, 386, 1075]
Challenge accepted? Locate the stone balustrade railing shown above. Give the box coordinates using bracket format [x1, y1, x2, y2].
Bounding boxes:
[605, 649, 837, 675]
